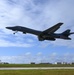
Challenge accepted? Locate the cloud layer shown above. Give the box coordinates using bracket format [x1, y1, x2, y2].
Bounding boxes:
[0, 52, 74, 64]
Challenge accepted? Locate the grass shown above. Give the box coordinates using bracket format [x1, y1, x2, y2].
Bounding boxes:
[0, 70, 74, 75]
[0, 64, 74, 75]
[0, 64, 74, 67]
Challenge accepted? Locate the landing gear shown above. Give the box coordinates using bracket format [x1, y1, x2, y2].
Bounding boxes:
[13, 31, 18, 34]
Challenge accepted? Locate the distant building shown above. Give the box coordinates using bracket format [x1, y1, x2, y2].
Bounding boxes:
[71, 62, 74, 64]
[55, 62, 62, 64]
[0, 60, 9, 64]
[31, 62, 35, 64]
[54, 62, 70, 65]
[39, 62, 52, 64]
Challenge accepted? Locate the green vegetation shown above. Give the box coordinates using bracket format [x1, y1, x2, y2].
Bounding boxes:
[0, 64, 74, 67]
[0, 70, 74, 75]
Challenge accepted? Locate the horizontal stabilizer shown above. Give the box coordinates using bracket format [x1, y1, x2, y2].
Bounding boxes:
[70, 32, 74, 34]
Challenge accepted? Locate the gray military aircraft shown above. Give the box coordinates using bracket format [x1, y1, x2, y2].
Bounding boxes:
[6, 23, 74, 41]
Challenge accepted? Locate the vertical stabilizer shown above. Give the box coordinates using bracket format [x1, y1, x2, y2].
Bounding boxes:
[62, 29, 70, 35]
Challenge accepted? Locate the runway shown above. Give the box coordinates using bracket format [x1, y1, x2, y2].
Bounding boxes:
[0, 67, 74, 70]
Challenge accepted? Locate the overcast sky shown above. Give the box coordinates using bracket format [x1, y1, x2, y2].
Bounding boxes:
[0, 0, 74, 64]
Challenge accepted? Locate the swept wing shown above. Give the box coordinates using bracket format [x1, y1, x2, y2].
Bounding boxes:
[42, 23, 63, 34]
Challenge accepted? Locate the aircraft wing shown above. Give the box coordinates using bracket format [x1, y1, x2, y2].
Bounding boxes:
[42, 23, 63, 34]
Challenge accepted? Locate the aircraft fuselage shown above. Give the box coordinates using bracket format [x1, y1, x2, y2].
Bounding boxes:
[6, 23, 74, 41]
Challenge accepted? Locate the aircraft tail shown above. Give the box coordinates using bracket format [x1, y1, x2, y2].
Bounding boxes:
[62, 29, 74, 40]
[62, 29, 74, 35]
[62, 29, 70, 35]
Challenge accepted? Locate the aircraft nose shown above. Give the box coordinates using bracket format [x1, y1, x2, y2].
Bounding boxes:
[6, 27, 12, 29]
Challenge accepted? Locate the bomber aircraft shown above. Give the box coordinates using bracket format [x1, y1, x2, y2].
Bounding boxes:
[6, 23, 74, 41]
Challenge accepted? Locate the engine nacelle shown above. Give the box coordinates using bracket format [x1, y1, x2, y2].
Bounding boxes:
[46, 37, 56, 41]
[38, 36, 44, 41]
[38, 35, 55, 41]
[23, 32, 26, 34]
